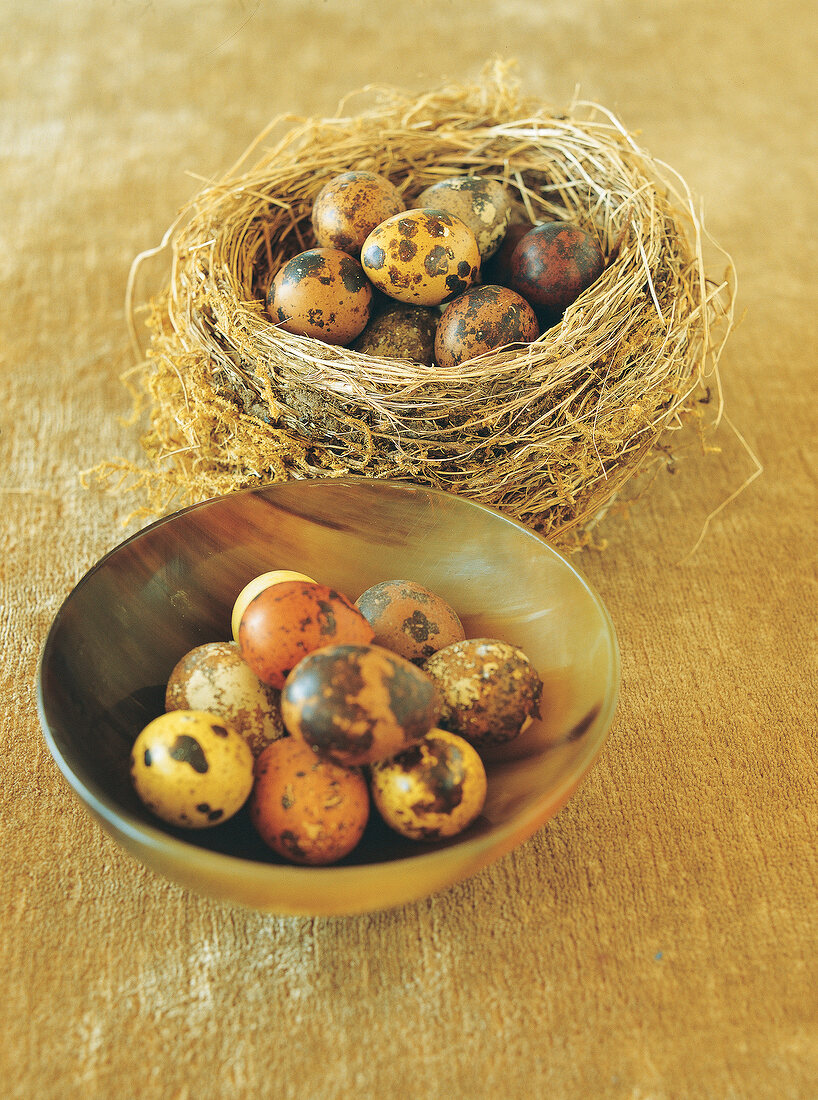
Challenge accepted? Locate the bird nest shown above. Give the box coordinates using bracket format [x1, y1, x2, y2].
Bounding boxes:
[104, 64, 735, 548]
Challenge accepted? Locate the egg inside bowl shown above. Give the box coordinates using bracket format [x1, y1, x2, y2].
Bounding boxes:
[36, 477, 619, 915]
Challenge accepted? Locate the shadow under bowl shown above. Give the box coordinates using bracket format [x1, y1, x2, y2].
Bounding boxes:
[37, 477, 619, 916]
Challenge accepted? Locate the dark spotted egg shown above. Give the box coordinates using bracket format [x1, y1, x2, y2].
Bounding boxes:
[370, 728, 487, 841]
[435, 284, 540, 369]
[280, 643, 439, 767]
[130, 710, 254, 828]
[361, 208, 480, 306]
[415, 176, 512, 260]
[423, 638, 543, 749]
[312, 170, 404, 255]
[355, 578, 465, 665]
[267, 247, 373, 344]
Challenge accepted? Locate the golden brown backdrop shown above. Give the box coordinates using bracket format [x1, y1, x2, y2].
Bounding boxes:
[2, 2, 816, 1097]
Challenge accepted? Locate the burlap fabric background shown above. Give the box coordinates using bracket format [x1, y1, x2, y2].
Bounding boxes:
[2, 3, 816, 1097]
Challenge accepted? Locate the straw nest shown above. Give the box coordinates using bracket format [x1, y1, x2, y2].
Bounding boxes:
[105, 63, 735, 548]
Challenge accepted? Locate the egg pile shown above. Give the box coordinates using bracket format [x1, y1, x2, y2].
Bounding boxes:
[265, 169, 604, 369]
[130, 571, 544, 865]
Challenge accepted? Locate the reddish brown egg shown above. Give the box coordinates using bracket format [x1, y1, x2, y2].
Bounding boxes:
[361, 208, 480, 306]
[312, 170, 404, 255]
[267, 247, 373, 344]
[238, 580, 374, 690]
[509, 221, 604, 314]
[423, 638, 543, 749]
[355, 579, 465, 665]
[280, 643, 439, 767]
[250, 737, 370, 865]
[435, 284, 540, 369]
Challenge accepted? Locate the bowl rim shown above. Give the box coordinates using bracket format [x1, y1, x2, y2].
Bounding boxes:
[36, 476, 620, 892]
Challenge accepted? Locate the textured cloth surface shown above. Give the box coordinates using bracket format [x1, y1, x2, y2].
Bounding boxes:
[2, 3, 816, 1098]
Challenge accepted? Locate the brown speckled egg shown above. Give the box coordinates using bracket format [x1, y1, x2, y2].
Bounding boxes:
[231, 569, 316, 642]
[312, 171, 404, 255]
[509, 221, 604, 314]
[352, 302, 438, 365]
[355, 579, 465, 665]
[435, 284, 540, 369]
[370, 728, 487, 841]
[280, 643, 439, 767]
[267, 247, 373, 344]
[165, 641, 285, 758]
[423, 638, 543, 749]
[130, 710, 254, 828]
[361, 208, 480, 306]
[416, 176, 512, 260]
[238, 580, 374, 690]
[250, 737, 369, 865]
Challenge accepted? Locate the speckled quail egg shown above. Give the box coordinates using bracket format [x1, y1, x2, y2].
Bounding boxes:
[355, 578, 465, 664]
[423, 638, 543, 749]
[435, 284, 540, 369]
[267, 247, 373, 344]
[238, 580, 374, 690]
[280, 643, 439, 767]
[352, 302, 439, 365]
[361, 208, 480, 306]
[165, 641, 285, 758]
[130, 709, 254, 828]
[416, 176, 512, 261]
[370, 728, 487, 841]
[249, 736, 370, 865]
[312, 170, 404, 255]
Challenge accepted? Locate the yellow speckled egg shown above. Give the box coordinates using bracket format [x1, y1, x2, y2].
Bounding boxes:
[312, 170, 405, 255]
[370, 728, 487, 841]
[165, 641, 285, 757]
[435, 284, 540, 369]
[423, 638, 543, 749]
[231, 570, 316, 642]
[416, 176, 512, 260]
[355, 578, 465, 665]
[267, 247, 373, 344]
[130, 710, 254, 828]
[361, 208, 480, 306]
[249, 737, 370, 865]
[280, 643, 439, 766]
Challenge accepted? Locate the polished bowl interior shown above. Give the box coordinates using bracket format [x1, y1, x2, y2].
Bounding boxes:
[37, 478, 619, 915]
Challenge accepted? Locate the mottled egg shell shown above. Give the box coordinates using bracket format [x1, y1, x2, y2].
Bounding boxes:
[509, 221, 604, 314]
[352, 302, 438, 366]
[416, 176, 512, 260]
[267, 247, 373, 344]
[312, 170, 404, 255]
[361, 208, 480, 306]
[249, 737, 370, 865]
[165, 641, 285, 758]
[423, 638, 543, 749]
[355, 579, 465, 665]
[130, 710, 254, 828]
[280, 643, 439, 767]
[435, 284, 540, 369]
[231, 569, 316, 642]
[370, 728, 487, 841]
[238, 580, 374, 690]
